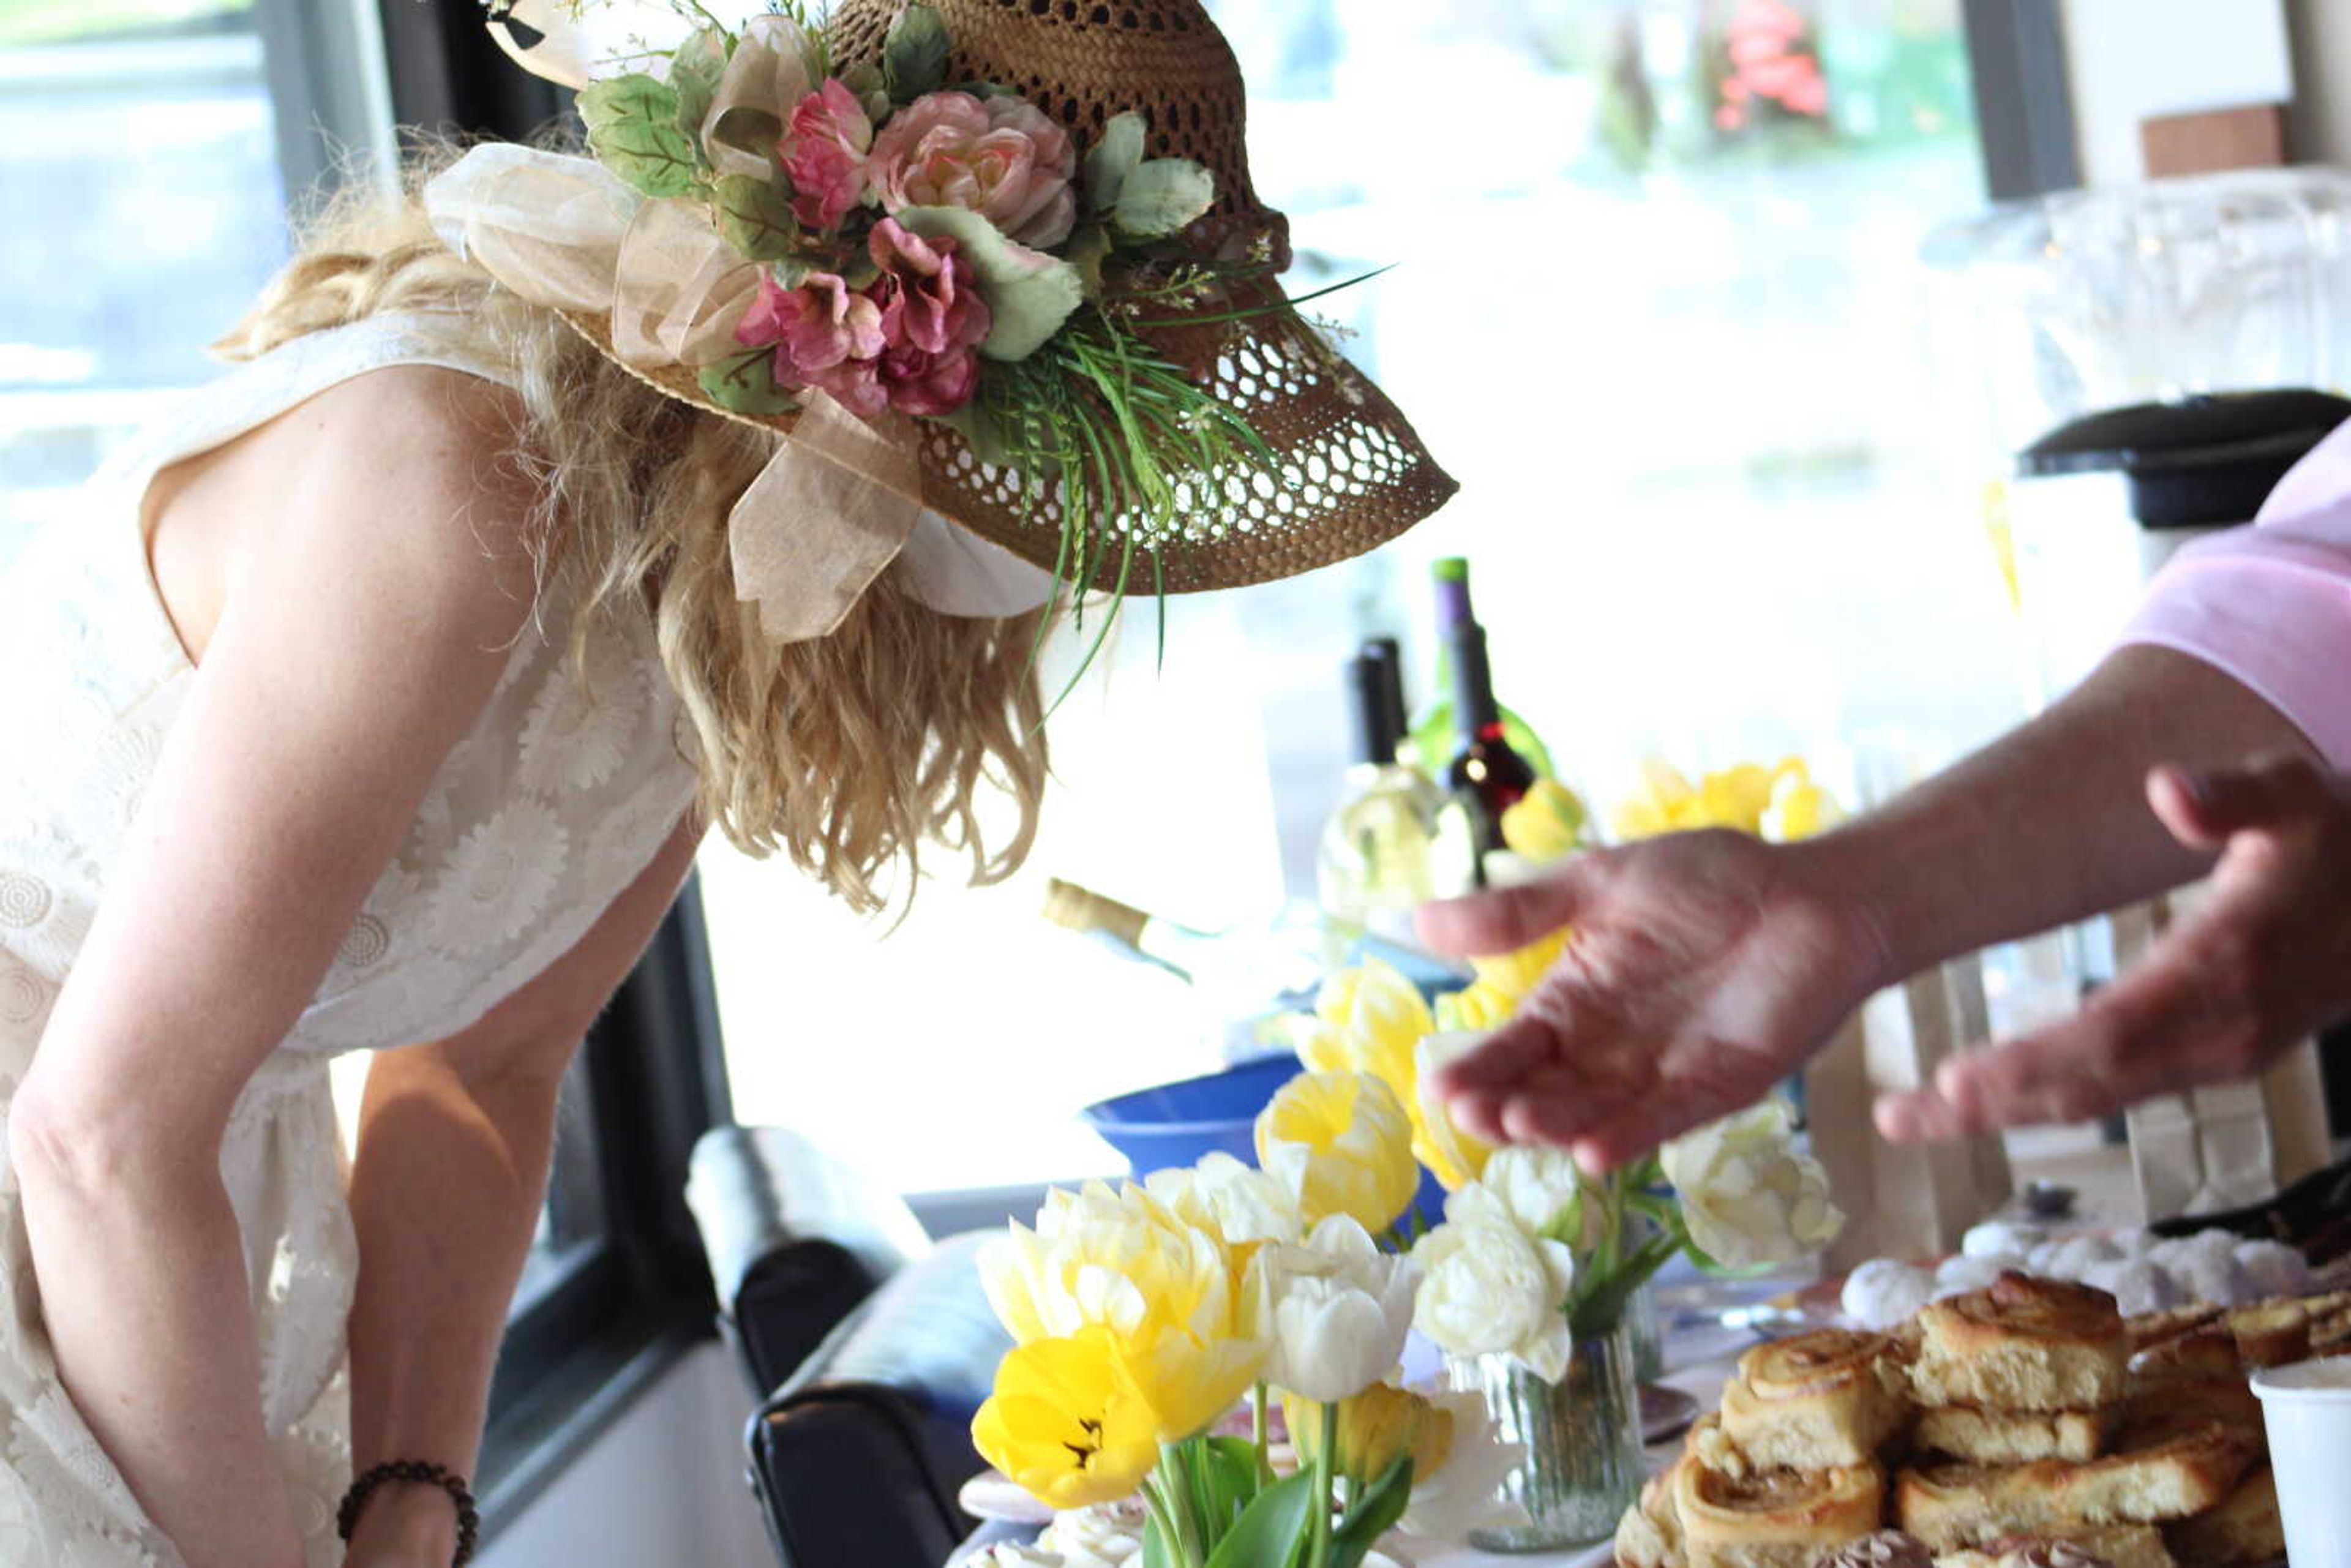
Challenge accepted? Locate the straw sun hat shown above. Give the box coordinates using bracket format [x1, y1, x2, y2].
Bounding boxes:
[448, 0, 1453, 634]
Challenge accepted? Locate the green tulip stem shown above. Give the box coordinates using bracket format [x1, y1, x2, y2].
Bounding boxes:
[1305, 1402, 1340, 1568]
[1154, 1446, 1207, 1565]
[1252, 1382, 1274, 1489]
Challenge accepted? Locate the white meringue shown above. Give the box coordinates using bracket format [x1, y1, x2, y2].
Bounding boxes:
[2079, 1258, 2177, 1317]
[1841, 1259, 1937, 1331]
[2234, 1239, 2314, 1299]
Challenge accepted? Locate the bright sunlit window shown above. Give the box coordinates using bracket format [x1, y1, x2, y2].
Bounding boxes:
[703, 0, 2031, 1196]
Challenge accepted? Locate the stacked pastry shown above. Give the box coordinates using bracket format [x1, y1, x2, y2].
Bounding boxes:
[1613, 1273, 2349, 1568]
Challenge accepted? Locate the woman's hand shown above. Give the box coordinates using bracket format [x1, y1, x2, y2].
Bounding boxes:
[1417, 828, 1892, 1173]
[337, 1480, 459, 1568]
[1877, 754, 2351, 1139]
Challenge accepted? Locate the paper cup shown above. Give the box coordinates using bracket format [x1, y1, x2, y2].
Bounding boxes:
[2252, 1355, 2351, 1566]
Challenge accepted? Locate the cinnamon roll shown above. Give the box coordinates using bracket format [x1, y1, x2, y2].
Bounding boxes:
[1895, 1425, 2259, 1550]
[1914, 1405, 2117, 1465]
[2161, 1463, 2283, 1568]
[1718, 1329, 1910, 1470]
[1911, 1274, 2128, 1413]
[1931, 1526, 2172, 1568]
[1671, 1446, 1884, 1568]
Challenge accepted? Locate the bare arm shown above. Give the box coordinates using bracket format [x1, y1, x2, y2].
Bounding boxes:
[340, 819, 700, 1566]
[1420, 645, 2319, 1169]
[9, 367, 539, 1567]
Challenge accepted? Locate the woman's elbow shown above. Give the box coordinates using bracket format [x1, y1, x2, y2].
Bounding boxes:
[9, 1073, 219, 1207]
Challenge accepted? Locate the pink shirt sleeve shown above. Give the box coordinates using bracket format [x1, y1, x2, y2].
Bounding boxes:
[2116, 421, 2351, 768]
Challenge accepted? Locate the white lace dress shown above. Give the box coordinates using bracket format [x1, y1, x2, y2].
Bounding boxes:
[0, 312, 700, 1566]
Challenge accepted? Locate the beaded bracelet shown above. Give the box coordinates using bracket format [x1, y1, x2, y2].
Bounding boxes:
[337, 1458, 481, 1567]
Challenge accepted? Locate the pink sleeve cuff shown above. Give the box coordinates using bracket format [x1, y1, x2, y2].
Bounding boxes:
[2118, 519, 2351, 770]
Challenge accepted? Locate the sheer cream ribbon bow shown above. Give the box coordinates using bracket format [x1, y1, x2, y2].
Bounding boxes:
[423, 142, 1055, 640]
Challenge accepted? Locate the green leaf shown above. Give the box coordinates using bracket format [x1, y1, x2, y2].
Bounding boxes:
[1197, 1436, 1264, 1540]
[1082, 110, 1146, 214]
[883, 2, 952, 102]
[697, 347, 802, 418]
[713, 174, 801, 260]
[579, 74, 701, 199]
[1330, 1457, 1414, 1568]
[669, 28, 729, 165]
[891, 205, 1084, 361]
[1113, 157, 1214, 239]
[1064, 222, 1112, 298]
[1201, 1471, 1316, 1568]
[1142, 1512, 1173, 1568]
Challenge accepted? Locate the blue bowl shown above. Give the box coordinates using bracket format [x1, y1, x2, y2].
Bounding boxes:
[1081, 1054, 1447, 1229]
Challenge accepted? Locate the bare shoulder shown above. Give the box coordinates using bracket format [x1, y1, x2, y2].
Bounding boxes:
[232, 362, 546, 648]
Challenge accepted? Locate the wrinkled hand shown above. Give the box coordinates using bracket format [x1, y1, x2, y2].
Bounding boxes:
[1877, 754, 2351, 1140]
[1418, 829, 1889, 1173]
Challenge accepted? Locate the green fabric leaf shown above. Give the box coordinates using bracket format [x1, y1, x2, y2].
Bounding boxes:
[883, 2, 952, 102]
[1082, 110, 1146, 216]
[892, 205, 1084, 361]
[1201, 1471, 1314, 1568]
[580, 74, 701, 199]
[1064, 222, 1112, 298]
[1330, 1457, 1414, 1568]
[697, 348, 801, 418]
[714, 174, 801, 261]
[1113, 157, 1214, 239]
[669, 28, 729, 167]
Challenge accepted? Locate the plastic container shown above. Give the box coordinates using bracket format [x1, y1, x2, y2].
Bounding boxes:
[2250, 1354, 2351, 1566]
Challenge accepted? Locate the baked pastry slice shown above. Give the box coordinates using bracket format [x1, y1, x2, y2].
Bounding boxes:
[1671, 1446, 1886, 1568]
[2126, 1327, 2242, 1395]
[1719, 1329, 1911, 1469]
[2126, 1305, 2225, 1355]
[2162, 1464, 2283, 1568]
[1913, 1274, 2129, 1414]
[2118, 1379, 2263, 1452]
[1895, 1426, 2258, 1550]
[1929, 1524, 2177, 1568]
[2312, 1307, 2351, 1357]
[2225, 1300, 2310, 1370]
[1616, 1461, 1688, 1568]
[1914, 1405, 2116, 1465]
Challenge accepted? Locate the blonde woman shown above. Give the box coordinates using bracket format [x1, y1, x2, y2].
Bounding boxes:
[0, 2, 1453, 1564]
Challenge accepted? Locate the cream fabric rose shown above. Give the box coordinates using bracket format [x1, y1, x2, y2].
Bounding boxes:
[1409, 1186, 1576, 1382]
[1257, 1215, 1420, 1402]
[1660, 1097, 1843, 1268]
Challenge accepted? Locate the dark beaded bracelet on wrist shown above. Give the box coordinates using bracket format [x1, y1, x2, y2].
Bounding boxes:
[337, 1458, 481, 1567]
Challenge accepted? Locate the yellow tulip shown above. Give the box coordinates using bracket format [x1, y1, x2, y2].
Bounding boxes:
[1761, 763, 1843, 842]
[1284, 1382, 1453, 1486]
[980, 1180, 1243, 1354]
[972, 1329, 1163, 1510]
[1255, 1071, 1420, 1234]
[1464, 929, 1569, 1009]
[1311, 959, 1433, 1103]
[1698, 762, 1775, 835]
[1411, 1032, 1499, 1190]
[1608, 758, 1700, 841]
[1498, 778, 1588, 865]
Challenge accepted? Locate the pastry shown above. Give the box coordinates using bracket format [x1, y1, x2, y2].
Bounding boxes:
[2124, 1305, 2224, 1356]
[1671, 1446, 1886, 1568]
[2311, 1307, 2351, 1356]
[2117, 1379, 2263, 1451]
[2125, 1327, 2240, 1395]
[1914, 1405, 2116, 1465]
[1816, 1529, 1932, 1567]
[1912, 1275, 2129, 1413]
[2224, 1300, 2310, 1370]
[1720, 1330, 1911, 1469]
[1617, 1462, 1688, 1568]
[1895, 1427, 2258, 1549]
[2161, 1464, 2283, 1568]
[1930, 1525, 2175, 1568]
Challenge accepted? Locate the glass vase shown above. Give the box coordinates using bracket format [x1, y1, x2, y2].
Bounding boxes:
[1446, 1319, 1644, 1552]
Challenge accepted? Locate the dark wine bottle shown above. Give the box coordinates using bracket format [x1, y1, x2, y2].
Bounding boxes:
[1438, 561, 1536, 886]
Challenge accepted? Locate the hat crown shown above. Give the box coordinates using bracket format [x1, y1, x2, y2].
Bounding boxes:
[828, 0, 1279, 250]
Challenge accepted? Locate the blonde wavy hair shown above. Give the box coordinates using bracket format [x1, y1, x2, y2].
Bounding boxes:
[218, 146, 1049, 913]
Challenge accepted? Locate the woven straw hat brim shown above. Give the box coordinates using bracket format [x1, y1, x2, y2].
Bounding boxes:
[557, 0, 1457, 593]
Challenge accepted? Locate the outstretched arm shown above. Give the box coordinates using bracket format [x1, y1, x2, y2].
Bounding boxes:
[339, 817, 699, 1567]
[9, 367, 537, 1567]
[1420, 645, 2319, 1171]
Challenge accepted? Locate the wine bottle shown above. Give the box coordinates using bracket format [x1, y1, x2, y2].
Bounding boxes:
[1434, 564, 1537, 889]
[1409, 558, 1555, 780]
[1315, 641, 1444, 945]
[1040, 878, 1323, 1006]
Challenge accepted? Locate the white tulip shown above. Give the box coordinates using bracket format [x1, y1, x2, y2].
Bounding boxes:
[1258, 1215, 1421, 1402]
[1398, 1387, 1529, 1540]
[1143, 1152, 1302, 1250]
[1660, 1097, 1843, 1269]
[1411, 1187, 1577, 1382]
[1475, 1144, 1589, 1240]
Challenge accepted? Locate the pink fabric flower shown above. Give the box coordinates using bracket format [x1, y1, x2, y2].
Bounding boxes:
[865, 217, 992, 416]
[779, 78, 875, 231]
[866, 91, 1078, 247]
[735, 268, 889, 416]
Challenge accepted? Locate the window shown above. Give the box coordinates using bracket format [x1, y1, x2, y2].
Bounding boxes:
[702, 0, 2026, 1196]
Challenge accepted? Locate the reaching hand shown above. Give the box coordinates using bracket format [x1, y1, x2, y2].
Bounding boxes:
[1876, 754, 2351, 1141]
[1416, 829, 1891, 1173]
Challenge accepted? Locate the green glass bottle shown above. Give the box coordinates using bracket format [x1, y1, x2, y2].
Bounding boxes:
[1408, 557, 1554, 780]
